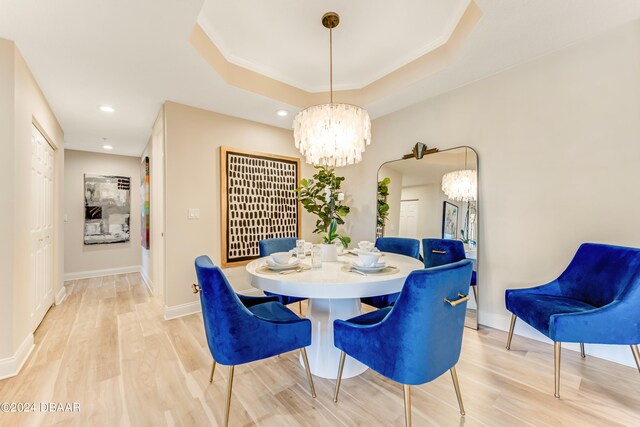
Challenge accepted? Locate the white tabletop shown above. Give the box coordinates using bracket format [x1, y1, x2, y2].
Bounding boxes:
[246, 253, 424, 299]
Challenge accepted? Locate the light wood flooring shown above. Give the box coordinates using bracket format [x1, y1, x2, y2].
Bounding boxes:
[0, 273, 639, 426]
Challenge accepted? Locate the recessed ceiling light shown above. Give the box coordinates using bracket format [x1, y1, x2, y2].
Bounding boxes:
[100, 105, 115, 113]
[103, 145, 113, 150]
[276, 109, 288, 117]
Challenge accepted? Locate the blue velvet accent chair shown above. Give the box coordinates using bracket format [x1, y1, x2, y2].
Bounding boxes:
[361, 237, 421, 309]
[259, 237, 307, 312]
[505, 243, 640, 398]
[423, 238, 478, 303]
[334, 260, 474, 426]
[194, 255, 316, 427]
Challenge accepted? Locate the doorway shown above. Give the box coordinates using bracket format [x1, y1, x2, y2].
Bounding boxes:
[399, 199, 419, 239]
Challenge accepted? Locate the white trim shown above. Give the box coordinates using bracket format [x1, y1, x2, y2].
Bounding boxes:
[238, 288, 262, 296]
[63, 265, 140, 281]
[0, 334, 35, 380]
[479, 310, 637, 368]
[54, 286, 67, 305]
[163, 301, 201, 320]
[140, 269, 153, 296]
[162, 288, 264, 321]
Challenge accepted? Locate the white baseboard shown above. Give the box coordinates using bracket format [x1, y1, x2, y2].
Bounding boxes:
[64, 265, 141, 281]
[479, 310, 637, 368]
[162, 288, 262, 321]
[0, 334, 35, 380]
[54, 286, 67, 305]
[163, 301, 201, 320]
[140, 269, 153, 296]
[238, 288, 263, 296]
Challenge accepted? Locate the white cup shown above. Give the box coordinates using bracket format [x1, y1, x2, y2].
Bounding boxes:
[358, 241, 374, 252]
[358, 252, 381, 267]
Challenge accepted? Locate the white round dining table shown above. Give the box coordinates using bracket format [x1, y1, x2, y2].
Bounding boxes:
[246, 253, 424, 379]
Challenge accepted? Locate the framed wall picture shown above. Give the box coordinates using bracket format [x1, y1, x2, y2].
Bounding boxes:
[442, 201, 459, 240]
[84, 174, 131, 245]
[140, 156, 150, 249]
[220, 146, 301, 267]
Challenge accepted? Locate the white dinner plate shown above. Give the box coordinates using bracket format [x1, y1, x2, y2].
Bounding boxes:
[266, 258, 301, 271]
[351, 261, 387, 272]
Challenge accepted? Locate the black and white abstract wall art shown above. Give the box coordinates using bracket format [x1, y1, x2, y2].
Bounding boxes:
[221, 147, 300, 267]
[84, 174, 131, 245]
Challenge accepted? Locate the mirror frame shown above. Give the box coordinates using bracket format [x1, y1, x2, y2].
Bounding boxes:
[376, 145, 480, 330]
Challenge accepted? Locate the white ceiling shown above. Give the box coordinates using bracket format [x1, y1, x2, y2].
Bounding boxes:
[197, 0, 470, 92]
[1, 0, 639, 157]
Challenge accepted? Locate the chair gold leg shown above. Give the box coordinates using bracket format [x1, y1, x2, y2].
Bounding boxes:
[333, 351, 346, 402]
[580, 343, 586, 359]
[300, 348, 316, 398]
[403, 384, 412, 427]
[554, 342, 561, 399]
[506, 314, 517, 350]
[224, 366, 235, 427]
[299, 300, 303, 314]
[631, 345, 640, 374]
[471, 285, 478, 304]
[209, 360, 217, 383]
[450, 366, 466, 416]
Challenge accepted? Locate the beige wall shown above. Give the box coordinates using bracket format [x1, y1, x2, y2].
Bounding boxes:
[64, 150, 141, 277]
[163, 101, 314, 312]
[0, 39, 16, 360]
[340, 20, 640, 365]
[0, 39, 64, 363]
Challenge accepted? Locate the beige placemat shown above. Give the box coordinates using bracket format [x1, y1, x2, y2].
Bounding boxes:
[256, 263, 311, 275]
[340, 264, 399, 276]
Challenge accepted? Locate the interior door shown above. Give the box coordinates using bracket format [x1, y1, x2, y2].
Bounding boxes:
[399, 200, 419, 238]
[31, 124, 54, 329]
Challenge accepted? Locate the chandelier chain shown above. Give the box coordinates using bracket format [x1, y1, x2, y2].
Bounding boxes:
[329, 26, 333, 103]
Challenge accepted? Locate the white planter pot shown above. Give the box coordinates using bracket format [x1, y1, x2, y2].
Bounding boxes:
[319, 244, 338, 262]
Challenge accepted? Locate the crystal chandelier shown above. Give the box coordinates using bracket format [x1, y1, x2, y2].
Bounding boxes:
[441, 149, 477, 201]
[293, 12, 371, 167]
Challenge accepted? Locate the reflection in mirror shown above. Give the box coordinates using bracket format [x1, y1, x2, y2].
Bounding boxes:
[377, 146, 479, 329]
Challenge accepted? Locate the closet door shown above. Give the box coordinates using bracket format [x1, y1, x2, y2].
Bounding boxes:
[31, 124, 54, 329]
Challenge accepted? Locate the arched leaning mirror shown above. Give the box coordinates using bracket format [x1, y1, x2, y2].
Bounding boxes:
[376, 145, 479, 329]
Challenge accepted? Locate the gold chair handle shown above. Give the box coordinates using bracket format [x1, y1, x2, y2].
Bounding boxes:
[444, 293, 470, 307]
[432, 250, 446, 254]
[192, 283, 201, 294]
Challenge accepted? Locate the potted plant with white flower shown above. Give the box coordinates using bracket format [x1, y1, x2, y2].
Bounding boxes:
[297, 166, 351, 261]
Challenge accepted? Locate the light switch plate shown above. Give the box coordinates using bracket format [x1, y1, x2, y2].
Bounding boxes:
[188, 208, 200, 219]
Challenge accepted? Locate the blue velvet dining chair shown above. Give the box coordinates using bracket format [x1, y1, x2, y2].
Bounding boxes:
[361, 237, 421, 309]
[423, 238, 477, 303]
[505, 243, 640, 398]
[259, 237, 307, 313]
[194, 255, 316, 427]
[334, 260, 474, 426]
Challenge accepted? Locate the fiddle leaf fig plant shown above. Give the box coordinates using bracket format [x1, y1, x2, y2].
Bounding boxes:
[377, 177, 391, 228]
[297, 165, 351, 247]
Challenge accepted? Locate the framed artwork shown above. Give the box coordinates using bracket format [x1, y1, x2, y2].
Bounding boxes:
[220, 146, 301, 267]
[442, 201, 458, 240]
[140, 156, 150, 249]
[84, 174, 131, 245]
